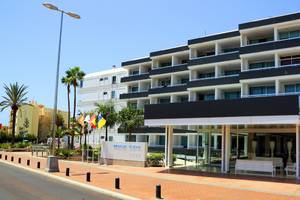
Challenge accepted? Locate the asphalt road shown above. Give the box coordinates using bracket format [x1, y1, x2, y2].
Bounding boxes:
[0, 161, 119, 200]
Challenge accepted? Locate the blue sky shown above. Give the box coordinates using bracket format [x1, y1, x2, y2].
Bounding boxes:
[1, 0, 300, 125]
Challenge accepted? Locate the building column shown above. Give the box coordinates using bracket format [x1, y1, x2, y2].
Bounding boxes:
[275, 79, 280, 95]
[165, 126, 173, 168]
[274, 27, 279, 41]
[221, 125, 231, 173]
[215, 88, 221, 100]
[244, 135, 248, 156]
[214, 134, 218, 149]
[164, 126, 169, 166]
[275, 53, 280, 67]
[296, 124, 300, 178]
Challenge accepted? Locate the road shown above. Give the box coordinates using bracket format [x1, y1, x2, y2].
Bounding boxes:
[0, 161, 119, 200]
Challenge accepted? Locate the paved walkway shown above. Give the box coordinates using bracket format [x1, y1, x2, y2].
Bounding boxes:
[1, 151, 300, 200]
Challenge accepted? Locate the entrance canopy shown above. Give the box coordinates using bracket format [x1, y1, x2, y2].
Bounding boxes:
[144, 95, 300, 126]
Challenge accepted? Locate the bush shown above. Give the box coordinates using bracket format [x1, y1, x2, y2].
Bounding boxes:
[147, 153, 164, 167]
[0, 143, 11, 149]
[15, 142, 31, 148]
[55, 149, 81, 159]
[0, 132, 12, 143]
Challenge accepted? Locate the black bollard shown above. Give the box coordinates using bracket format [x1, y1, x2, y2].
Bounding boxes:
[37, 162, 40, 169]
[18, 158, 21, 164]
[5, 155, 7, 160]
[11, 156, 14, 162]
[156, 184, 162, 199]
[86, 172, 91, 182]
[27, 160, 30, 166]
[66, 168, 70, 176]
[115, 177, 120, 189]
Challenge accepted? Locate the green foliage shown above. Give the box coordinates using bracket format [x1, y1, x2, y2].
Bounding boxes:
[117, 107, 144, 141]
[147, 153, 164, 167]
[94, 100, 118, 128]
[15, 142, 31, 148]
[0, 131, 12, 143]
[55, 148, 79, 159]
[0, 143, 11, 149]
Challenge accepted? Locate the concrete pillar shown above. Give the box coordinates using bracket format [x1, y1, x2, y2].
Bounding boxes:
[166, 125, 174, 168]
[274, 27, 279, 41]
[244, 135, 248, 156]
[215, 88, 221, 100]
[189, 91, 196, 101]
[215, 65, 221, 77]
[240, 34, 248, 47]
[275, 79, 280, 95]
[296, 124, 300, 178]
[275, 53, 280, 67]
[221, 125, 231, 173]
[190, 48, 197, 59]
[241, 83, 249, 97]
[241, 58, 248, 71]
[214, 134, 218, 149]
[215, 43, 221, 55]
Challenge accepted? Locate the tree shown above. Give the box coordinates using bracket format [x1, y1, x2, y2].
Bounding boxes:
[95, 101, 118, 141]
[23, 117, 30, 134]
[66, 66, 85, 148]
[0, 83, 28, 144]
[55, 112, 66, 149]
[61, 76, 72, 148]
[118, 107, 144, 142]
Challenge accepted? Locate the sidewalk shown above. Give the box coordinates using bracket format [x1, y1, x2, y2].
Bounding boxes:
[1, 151, 300, 200]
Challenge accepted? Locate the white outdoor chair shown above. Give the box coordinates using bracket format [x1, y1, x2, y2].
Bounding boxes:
[285, 163, 296, 176]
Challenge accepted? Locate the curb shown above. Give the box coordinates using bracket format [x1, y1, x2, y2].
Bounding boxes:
[0, 159, 140, 200]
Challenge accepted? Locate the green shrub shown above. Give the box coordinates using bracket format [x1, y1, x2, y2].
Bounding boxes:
[147, 153, 164, 167]
[55, 149, 80, 159]
[15, 142, 30, 148]
[0, 143, 11, 149]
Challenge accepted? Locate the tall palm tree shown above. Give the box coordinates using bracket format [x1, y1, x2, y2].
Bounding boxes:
[61, 76, 72, 148]
[95, 100, 118, 141]
[66, 66, 85, 148]
[0, 83, 28, 144]
[118, 107, 144, 142]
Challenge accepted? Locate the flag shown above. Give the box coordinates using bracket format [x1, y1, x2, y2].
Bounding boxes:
[78, 114, 85, 127]
[89, 114, 97, 129]
[97, 113, 106, 129]
[84, 115, 90, 123]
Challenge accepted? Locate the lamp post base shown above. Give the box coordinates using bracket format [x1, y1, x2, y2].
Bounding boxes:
[45, 155, 60, 172]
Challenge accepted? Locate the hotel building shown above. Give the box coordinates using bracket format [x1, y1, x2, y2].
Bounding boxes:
[120, 12, 300, 177]
[78, 67, 128, 144]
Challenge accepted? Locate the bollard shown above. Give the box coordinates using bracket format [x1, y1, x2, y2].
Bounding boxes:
[115, 177, 120, 189]
[18, 158, 21, 164]
[5, 155, 7, 160]
[66, 168, 70, 176]
[27, 160, 30, 166]
[0, 154, 2, 159]
[37, 162, 40, 169]
[11, 156, 14, 162]
[86, 172, 91, 182]
[156, 184, 162, 199]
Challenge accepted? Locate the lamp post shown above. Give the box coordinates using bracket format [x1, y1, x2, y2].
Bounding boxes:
[43, 2, 80, 172]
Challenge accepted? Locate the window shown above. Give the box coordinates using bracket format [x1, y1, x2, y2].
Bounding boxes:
[248, 36, 273, 45]
[249, 61, 275, 70]
[180, 78, 189, 84]
[198, 72, 215, 79]
[284, 83, 300, 93]
[279, 30, 300, 40]
[224, 69, 240, 76]
[181, 59, 188, 64]
[99, 78, 103, 81]
[103, 92, 108, 95]
[128, 102, 137, 109]
[131, 86, 139, 92]
[130, 70, 139, 76]
[198, 93, 215, 101]
[158, 135, 165, 145]
[280, 55, 300, 66]
[158, 97, 170, 104]
[224, 91, 240, 99]
[181, 136, 188, 148]
[80, 80, 83, 88]
[112, 76, 117, 84]
[111, 91, 116, 99]
[158, 78, 171, 87]
[249, 86, 275, 96]
[160, 61, 172, 68]
[104, 77, 108, 81]
[109, 136, 113, 141]
[179, 96, 189, 102]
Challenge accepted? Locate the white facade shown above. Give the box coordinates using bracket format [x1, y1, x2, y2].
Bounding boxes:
[78, 67, 128, 145]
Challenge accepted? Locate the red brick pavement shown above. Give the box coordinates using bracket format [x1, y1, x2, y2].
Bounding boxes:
[1, 152, 300, 200]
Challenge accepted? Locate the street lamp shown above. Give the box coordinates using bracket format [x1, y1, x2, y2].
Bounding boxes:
[43, 2, 80, 172]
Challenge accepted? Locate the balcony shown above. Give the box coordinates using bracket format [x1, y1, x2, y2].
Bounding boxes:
[119, 91, 149, 99]
[188, 51, 240, 66]
[187, 74, 240, 88]
[240, 64, 300, 80]
[150, 63, 188, 76]
[121, 73, 150, 83]
[240, 37, 300, 55]
[148, 84, 187, 95]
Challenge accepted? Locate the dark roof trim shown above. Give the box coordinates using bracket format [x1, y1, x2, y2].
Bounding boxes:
[239, 12, 300, 30]
[150, 46, 189, 57]
[121, 57, 151, 67]
[188, 31, 240, 45]
[118, 127, 196, 134]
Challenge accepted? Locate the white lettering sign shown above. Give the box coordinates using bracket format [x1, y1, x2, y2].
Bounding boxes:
[101, 142, 147, 162]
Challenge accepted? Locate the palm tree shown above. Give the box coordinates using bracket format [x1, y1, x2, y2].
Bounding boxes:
[61, 76, 72, 148]
[0, 83, 28, 144]
[66, 66, 85, 148]
[95, 101, 118, 141]
[118, 107, 144, 142]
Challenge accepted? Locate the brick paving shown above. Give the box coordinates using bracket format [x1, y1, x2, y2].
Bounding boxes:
[1, 151, 300, 200]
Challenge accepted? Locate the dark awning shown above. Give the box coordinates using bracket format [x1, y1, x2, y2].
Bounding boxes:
[118, 126, 196, 134]
[144, 95, 300, 126]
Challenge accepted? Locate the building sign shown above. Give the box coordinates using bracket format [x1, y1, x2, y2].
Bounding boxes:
[101, 142, 148, 162]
